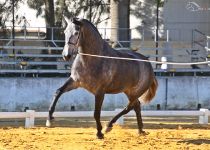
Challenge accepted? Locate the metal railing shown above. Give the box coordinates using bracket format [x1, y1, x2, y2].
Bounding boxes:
[192, 29, 207, 48]
[192, 30, 210, 67]
[205, 36, 210, 51]
[1, 27, 210, 76]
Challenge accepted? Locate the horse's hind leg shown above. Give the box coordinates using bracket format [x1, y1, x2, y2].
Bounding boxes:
[133, 100, 147, 135]
[46, 77, 77, 127]
[105, 102, 134, 133]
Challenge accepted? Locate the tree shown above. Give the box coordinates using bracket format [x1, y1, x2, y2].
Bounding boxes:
[110, 0, 130, 48]
[54, 0, 68, 27]
[0, 1, 7, 28]
[27, 0, 109, 40]
[63, 0, 110, 25]
[155, 0, 164, 64]
[131, 0, 164, 38]
[0, 0, 23, 37]
[27, 0, 109, 28]
[131, 0, 164, 67]
[27, 0, 55, 40]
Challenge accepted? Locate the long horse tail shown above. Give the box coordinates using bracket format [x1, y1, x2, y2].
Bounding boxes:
[140, 76, 158, 103]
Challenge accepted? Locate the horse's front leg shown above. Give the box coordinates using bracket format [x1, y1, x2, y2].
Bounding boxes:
[94, 94, 104, 139]
[46, 77, 77, 127]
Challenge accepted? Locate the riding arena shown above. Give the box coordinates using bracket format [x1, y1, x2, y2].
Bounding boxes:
[0, 0, 210, 149]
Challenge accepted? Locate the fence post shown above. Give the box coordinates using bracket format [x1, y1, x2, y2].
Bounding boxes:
[115, 109, 124, 125]
[199, 108, 209, 124]
[25, 110, 35, 128]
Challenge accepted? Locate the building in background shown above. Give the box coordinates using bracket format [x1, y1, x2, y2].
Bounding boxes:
[163, 0, 210, 41]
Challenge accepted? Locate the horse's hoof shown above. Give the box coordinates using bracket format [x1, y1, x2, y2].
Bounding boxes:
[104, 126, 112, 133]
[97, 133, 104, 139]
[138, 130, 149, 136]
[46, 119, 51, 127]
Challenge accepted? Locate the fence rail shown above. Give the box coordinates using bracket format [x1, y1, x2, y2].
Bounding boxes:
[0, 109, 208, 128]
[0, 69, 69, 74]
[0, 46, 63, 50]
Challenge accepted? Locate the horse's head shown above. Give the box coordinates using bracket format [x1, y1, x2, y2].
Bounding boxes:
[62, 17, 82, 61]
[63, 17, 103, 61]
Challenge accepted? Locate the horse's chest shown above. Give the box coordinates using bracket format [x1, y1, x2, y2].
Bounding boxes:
[71, 62, 109, 94]
[71, 63, 102, 83]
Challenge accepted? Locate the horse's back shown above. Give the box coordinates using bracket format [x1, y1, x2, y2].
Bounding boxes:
[116, 49, 148, 60]
[112, 49, 153, 72]
[103, 48, 154, 95]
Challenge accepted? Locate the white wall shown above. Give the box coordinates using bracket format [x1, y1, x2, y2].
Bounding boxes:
[0, 77, 210, 111]
[0, 78, 128, 111]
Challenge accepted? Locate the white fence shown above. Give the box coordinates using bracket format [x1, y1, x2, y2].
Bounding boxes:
[0, 109, 209, 128]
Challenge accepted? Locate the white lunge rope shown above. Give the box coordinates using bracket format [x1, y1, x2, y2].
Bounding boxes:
[79, 52, 210, 66]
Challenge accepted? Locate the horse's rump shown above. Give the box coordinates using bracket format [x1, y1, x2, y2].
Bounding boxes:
[102, 48, 157, 100]
[140, 76, 158, 103]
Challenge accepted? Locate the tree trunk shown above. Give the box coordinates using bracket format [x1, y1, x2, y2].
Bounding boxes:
[43, 0, 56, 69]
[45, 0, 55, 40]
[110, 0, 130, 48]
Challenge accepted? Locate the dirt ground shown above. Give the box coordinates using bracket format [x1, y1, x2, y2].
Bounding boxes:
[0, 117, 210, 150]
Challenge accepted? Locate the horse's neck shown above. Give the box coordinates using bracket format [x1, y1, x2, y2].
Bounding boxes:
[80, 37, 104, 55]
[79, 26, 106, 55]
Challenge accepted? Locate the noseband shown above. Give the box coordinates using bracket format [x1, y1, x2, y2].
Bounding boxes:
[67, 27, 81, 55]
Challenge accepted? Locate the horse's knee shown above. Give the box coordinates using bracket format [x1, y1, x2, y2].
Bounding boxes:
[124, 106, 133, 114]
[55, 89, 63, 96]
[94, 111, 100, 120]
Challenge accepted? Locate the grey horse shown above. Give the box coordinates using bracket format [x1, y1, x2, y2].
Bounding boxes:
[46, 18, 158, 139]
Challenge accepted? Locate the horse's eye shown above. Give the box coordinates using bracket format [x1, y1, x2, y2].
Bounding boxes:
[74, 31, 79, 35]
[75, 25, 80, 31]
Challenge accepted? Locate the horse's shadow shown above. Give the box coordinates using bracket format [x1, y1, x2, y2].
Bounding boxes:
[125, 122, 210, 130]
[177, 139, 210, 145]
[142, 123, 209, 130]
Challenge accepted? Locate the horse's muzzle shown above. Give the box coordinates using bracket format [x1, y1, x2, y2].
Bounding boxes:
[62, 45, 71, 61]
[63, 55, 71, 61]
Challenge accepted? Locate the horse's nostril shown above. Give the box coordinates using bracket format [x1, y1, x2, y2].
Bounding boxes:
[63, 55, 71, 61]
[62, 51, 67, 57]
[62, 45, 69, 56]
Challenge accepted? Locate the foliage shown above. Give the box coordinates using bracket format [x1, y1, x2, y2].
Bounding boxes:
[157, 0, 164, 7]
[27, 0, 55, 27]
[0, 0, 23, 38]
[27, 0, 110, 27]
[27, 0, 44, 18]
[130, 0, 164, 38]
[0, 0, 23, 28]
[64, 0, 110, 25]
[131, 0, 164, 29]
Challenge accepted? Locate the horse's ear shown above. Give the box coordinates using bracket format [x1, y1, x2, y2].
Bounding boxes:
[63, 16, 71, 24]
[72, 18, 82, 26]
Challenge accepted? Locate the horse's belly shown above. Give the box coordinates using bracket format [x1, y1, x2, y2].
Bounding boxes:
[104, 70, 143, 94]
[105, 82, 128, 94]
[105, 88, 124, 94]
